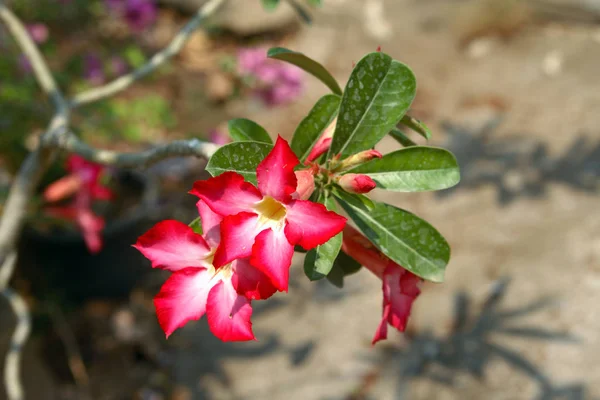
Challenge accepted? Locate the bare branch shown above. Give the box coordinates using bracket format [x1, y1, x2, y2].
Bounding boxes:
[1, 268, 31, 400]
[45, 131, 219, 168]
[0, 2, 67, 112]
[70, 0, 226, 108]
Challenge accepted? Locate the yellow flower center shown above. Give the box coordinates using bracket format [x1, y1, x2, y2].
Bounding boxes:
[254, 196, 286, 230]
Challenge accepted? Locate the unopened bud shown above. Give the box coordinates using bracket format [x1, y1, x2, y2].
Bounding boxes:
[338, 174, 376, 194]
[335, 149, 382, 172]
[292, 169, 316, 200]
[306, 118, 337, 163]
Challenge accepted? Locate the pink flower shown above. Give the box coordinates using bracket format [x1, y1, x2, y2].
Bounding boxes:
[306, 118, 337, 163]
[341, 225, 421, 344]
[83, 54, 105, 85]
[337, 174, 377, 194]
[105, 0, 157, 32]
[191, 136, 347, 292]
[43, 156, 113, 253]
[209, 129, 231, 146]
[26, 23, 49, 44]
[134, 200, 276, 341]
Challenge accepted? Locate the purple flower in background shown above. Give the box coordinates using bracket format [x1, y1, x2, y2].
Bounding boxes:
[236, 47, 304, 107]
[109, 56, 129, 77]
[26, 23, 49, 44]
[83, 54, 105, 85]
[209, 129, 231, 146]
[105, 0, 157, 32]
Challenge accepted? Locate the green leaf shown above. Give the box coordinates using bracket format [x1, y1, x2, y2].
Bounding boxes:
[227, 118, 272, 144]
[261, 0, 280, 10]
[189, 217, 203, 235]
[267, 47, 343, 95]
[332, 187, 374, 211]
[328, 52, 417, 159]
[206, 141, 273, 185]
[326, 251, 362, 288]
[338, 200, 450, 282]
[389, 128, 417, 147]
[347, 146, 460, 192]
[400, 114, 432, 140]
[303, 198, 343, 281]
[291, 94, 341, 161]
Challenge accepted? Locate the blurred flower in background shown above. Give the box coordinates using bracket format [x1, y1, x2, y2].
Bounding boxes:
[237, 47, 304, 106]
[209, 128, 231, 146]
[105, 0, 158, 32]
[83, 53, 105, 85]
[26, 23, 49, 44]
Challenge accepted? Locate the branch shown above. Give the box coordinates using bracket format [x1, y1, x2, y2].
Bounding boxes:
[1, 254, 31, 400]
[70, 0, 226, 108]
[0, 2, 67, 112]
[45, 131, 219, 168]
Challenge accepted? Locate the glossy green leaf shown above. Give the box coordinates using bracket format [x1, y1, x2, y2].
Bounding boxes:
[261, 0, 280, 10]
[189, 217, 203, 235]
[267, 47, 343, 95]
[228, 118, 272, 144]
[206, 141, 273, 185]
[303, 198, 343, 280]
[332, 187, 374, 211]
[389, 128, 417, 147]
[347, 146, 460, 192]
[400, 114, 431, 140]
[326, 251, 362, 288]
[291, 94, 341, 161]
[329, 52, 416, 159]
[338, 200, 450, 282]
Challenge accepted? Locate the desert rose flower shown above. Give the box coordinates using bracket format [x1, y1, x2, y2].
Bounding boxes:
[341, 225, 421, 344]
[305, 118, 337, 163]
[337, 173, 377, 194]
[191, 136, 347, 292]
[134, 200, 277, 341]
[43, 155, 113, 253]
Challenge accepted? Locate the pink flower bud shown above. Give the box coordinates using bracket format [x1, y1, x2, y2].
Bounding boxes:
[306, 118, 337, 163]
[292, 169, 316, 200]
[338, 174, 376, 194]
[335, 149, 382, 171]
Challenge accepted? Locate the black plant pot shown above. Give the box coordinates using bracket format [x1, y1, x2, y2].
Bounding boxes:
[16, 170, 159, 303]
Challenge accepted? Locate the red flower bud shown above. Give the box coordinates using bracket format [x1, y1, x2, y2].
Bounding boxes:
[334, 149, 382, 172]
[292, 169, 316, 200]
[338, 174, 376, 194]
[306, 118, 337, 163]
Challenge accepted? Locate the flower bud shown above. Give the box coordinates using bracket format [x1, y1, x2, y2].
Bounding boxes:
[306, 118, 337, 163]
[335, 149, 382, 172]
[337, 174, 376, 194]
[292, 169, 316, 200]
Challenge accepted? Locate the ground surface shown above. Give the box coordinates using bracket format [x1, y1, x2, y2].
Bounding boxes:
[1, 0, 600, 399]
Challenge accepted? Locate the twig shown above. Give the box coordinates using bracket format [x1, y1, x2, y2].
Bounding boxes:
[48, 305, 92, 400]
[70, 0, 226, 108]
[45, 131, 219, 168]
[0, 2, 67, 112]
[0, 252, 31, 400]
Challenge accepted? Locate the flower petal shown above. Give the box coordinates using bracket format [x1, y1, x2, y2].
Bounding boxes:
[250, 228, 294, 292]
[206, 279, 255, 342]
[372, 302, 390, 345]
[190, 172, 262, 216]
[196, 199, 222, 248]
[77, 209, 104, 254]
[256, 136, 299, 202]
[284, 200, 347, 250]
[153, 267, 216, 338]
[231, 258, 277, 300]
[133, 220, 212, 271]
[213, 212, 262, 268]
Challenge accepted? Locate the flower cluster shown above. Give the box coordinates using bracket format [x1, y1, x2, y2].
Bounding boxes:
[105, 0, 157, 32]
[43, 155, 113, 253]
[135, 137, 347, 341]
[341, 225, 421, 344]
[237, 48, 304, 106]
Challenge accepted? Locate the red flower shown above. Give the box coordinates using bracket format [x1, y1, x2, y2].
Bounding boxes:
[306, 118, 337, 163]
[337, 173, 377, 194]
[43, 155, 113, 253]
[341, 225, 421, 344]
[133, 200, 276, 341]
[191, 136, 347, 292]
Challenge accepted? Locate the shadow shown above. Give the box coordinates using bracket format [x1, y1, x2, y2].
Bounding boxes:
[351, 279, 589, 400]
[438, 118, 600, 204]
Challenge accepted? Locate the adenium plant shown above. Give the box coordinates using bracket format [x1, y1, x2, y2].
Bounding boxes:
[135, 48, 460, 343]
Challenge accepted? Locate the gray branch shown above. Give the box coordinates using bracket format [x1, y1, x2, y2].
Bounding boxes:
[0, 2, 68, 112]
[70, 0, 226, 108]
[46, 131, 219, 168]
